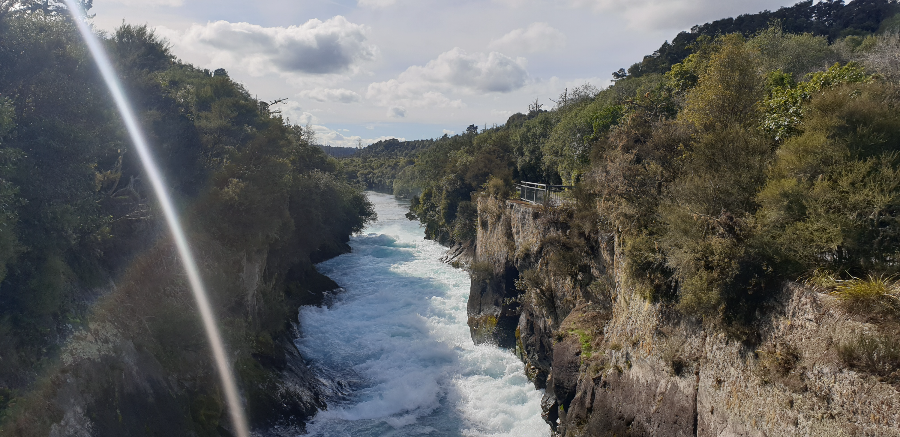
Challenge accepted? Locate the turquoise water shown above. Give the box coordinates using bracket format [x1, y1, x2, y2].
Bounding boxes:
[297, 192, 548, 437]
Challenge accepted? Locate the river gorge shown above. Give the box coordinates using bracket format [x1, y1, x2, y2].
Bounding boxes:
[296, 192, 549, 437]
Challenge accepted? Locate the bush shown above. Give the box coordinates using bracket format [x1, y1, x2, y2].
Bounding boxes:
[761, 62, 873, 140]
[451, 200, 477, 243]
[757, 82, 900, 277]
[664, 208, 773, 322]
[621, 231, 673, 301]
[750, 25, 842, 78]
[755, 342, 807, 392]
[861, 32, 900, 84]
[482, 175, 512, 200]
[838, 332, 900, 383]
[568, 329, 594, 360]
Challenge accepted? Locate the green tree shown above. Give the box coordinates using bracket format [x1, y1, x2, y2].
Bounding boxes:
[757, 82, 900, 275]
[749, 25, 842, 77]
[762, 62, 873, 140]
[0, 98, 20, 283]
[663, 35, 775, 322]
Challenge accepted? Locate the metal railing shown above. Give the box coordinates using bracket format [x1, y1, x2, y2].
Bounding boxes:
[516, 182, 572, 206]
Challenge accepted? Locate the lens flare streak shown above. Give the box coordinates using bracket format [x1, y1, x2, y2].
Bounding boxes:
[62, 3, 250, 436]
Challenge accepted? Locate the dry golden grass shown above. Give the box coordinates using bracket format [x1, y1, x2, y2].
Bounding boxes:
[805, 271, 900, 320]
[806, 271, 900, 383]
[838, 332, 900, 383]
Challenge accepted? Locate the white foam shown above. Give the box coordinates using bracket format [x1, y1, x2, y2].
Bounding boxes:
[297, 192, 548, 437]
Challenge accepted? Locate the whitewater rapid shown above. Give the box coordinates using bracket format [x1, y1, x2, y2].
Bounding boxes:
[296, 192, 548, 437]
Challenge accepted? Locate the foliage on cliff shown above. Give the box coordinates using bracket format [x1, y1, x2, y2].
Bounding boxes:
[623, 0, 900, 79]
[339, 1, 900, 339]
[593, 30, 900, 330]
[0, 3, 374, 434]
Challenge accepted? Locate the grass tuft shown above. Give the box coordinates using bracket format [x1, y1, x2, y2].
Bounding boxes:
[805, 272, 900, 321]
[569, 329, 594, 360]
[838, 332, 900, 384]
[831, 275, 900, 318]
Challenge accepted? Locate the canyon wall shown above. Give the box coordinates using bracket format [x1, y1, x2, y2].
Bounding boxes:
[468, 197, 900, 437]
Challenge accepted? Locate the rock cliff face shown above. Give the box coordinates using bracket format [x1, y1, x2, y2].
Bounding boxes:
[468, 197, 900, 436]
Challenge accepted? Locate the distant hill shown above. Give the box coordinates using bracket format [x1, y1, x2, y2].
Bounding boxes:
[624, 0, 900, 78]
[317, 139, 438, 160]
[317, 144, 359, 158]
[356, 138, 435, 158]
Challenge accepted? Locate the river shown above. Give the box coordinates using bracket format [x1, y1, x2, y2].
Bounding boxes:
[296, 192, 548, 437]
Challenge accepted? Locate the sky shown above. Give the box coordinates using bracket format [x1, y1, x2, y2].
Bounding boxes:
[90, 0, 801, 147]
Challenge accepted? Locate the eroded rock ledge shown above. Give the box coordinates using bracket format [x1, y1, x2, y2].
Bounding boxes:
[467, 196, 900, 437]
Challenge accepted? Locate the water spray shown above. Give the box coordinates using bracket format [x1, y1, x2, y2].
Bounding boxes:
[62, 3, 250, 436]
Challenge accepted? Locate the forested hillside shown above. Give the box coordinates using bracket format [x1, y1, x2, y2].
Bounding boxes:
[339, 137, 435, 193]
[0, 2, 373, 434]
[625, 0, 900, 77]
[317, 144, 358, 158]
[343, 0, 900, 334]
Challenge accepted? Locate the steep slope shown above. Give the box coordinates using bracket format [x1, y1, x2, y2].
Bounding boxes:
[0, 8, 375, 435]
[470, 198, 900, 436]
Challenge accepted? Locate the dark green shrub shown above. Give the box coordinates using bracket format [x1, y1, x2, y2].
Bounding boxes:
[757, 82, 900, 277]
[482, 176, 513, 200]
[664, 210, 774, 327]
[622, 231, 674, 301]
[451, 200, 477, 243]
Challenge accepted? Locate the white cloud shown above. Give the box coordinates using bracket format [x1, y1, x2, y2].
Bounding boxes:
[167, 17, 375, 77]
[276, 102, 402, 147]
[278, 101, 316, 127]
[569, 0, 794, 30]
[367, 81, 466, 109]
[417, 48, 529, 93]
[489, 23, 566, 54]
[387, 106, 407, 118]
[490, 0, 539, 6]
[519, 75, 610, 101]
[442, 129, 455, 135]
[298, 87, 362, 103]
[366, 48, 528, 111]
[317, 125, 405, 148]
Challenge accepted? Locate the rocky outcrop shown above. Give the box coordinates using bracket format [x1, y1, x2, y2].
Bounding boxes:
[439, 240, 475, 267]
[563, 358, 698, 437]
[467, 197, 530, 348]
[468, 263, 520, 348]
[469, 198, 900, 436]
[253, 324, 328, 436]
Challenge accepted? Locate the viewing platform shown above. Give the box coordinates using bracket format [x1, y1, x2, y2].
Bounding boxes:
[515, 182, 572, 206]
